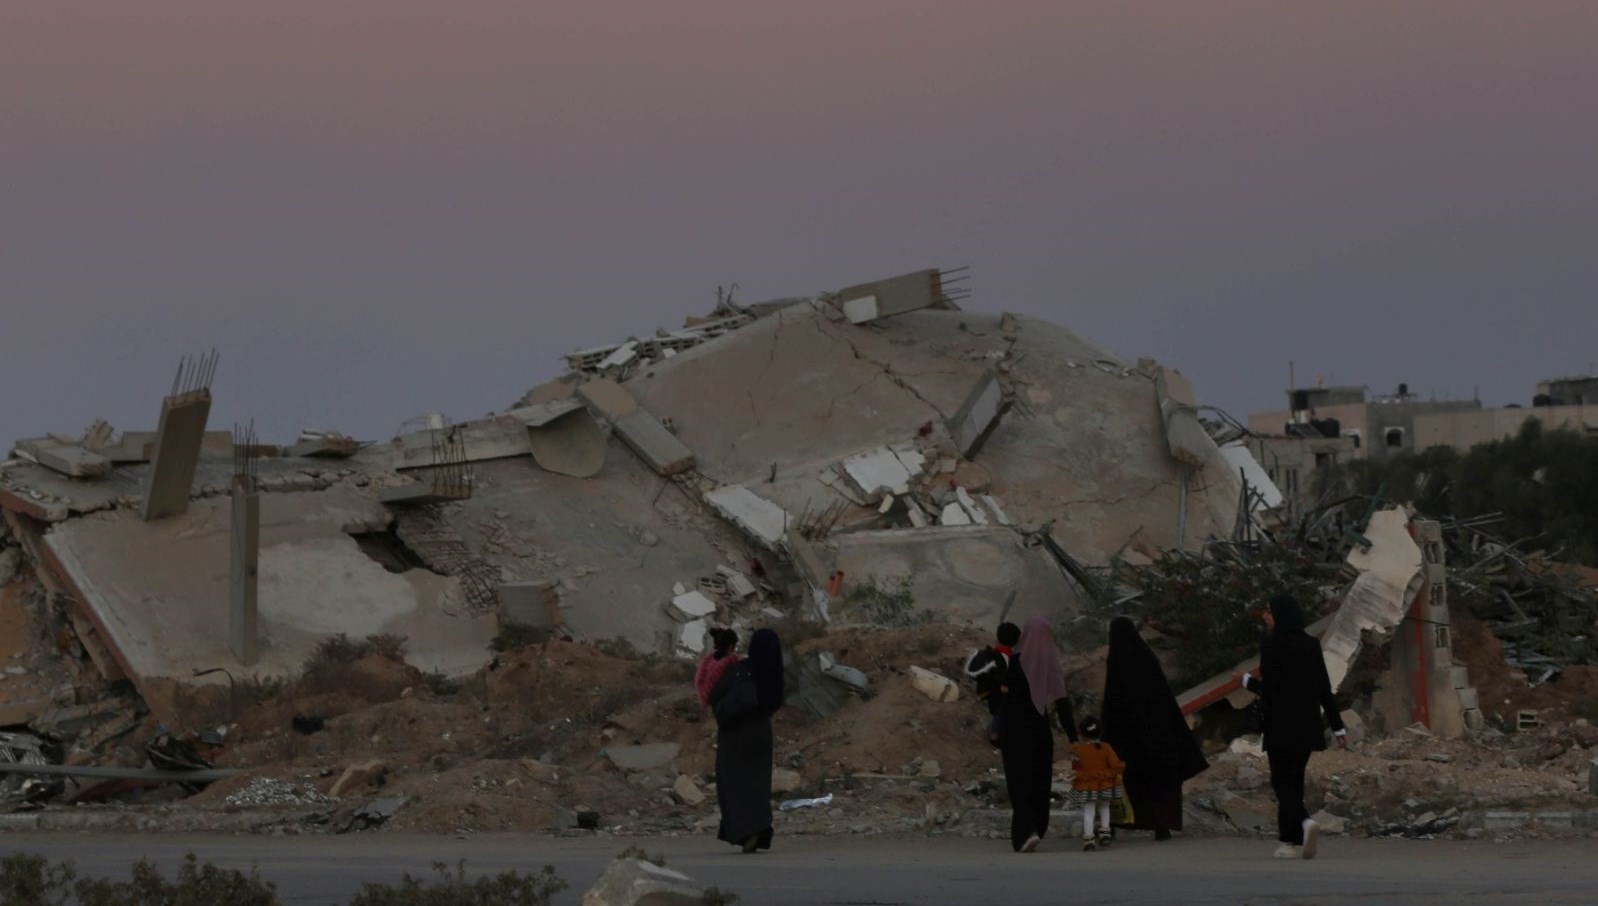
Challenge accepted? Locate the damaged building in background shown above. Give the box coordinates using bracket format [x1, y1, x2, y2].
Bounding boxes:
[0, 268, 1245, 731]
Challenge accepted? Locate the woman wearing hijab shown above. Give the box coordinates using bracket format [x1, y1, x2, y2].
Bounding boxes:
[1100, 616, 1209, 841]
[709, 628, 785, 853]
[998, 617, 1077, 853]
[1241, 594, 1346, 860]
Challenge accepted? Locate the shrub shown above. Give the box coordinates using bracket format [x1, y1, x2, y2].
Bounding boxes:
[348, 861, 566, 906]
[844, 575, 924, 626]
[421, 669, 461, 697]
[1, 852, 279, 906]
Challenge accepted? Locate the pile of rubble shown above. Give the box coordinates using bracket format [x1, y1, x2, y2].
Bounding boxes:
[2, 266, 1595, 840]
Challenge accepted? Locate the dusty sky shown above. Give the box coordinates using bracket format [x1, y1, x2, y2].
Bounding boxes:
[3, 1, 1596, 446]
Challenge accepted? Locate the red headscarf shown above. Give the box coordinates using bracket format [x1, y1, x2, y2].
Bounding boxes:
[1018, 616, 1067, 716]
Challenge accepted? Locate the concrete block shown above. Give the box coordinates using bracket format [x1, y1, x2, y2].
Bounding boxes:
[841, 445, 925, 500]
[841, 294, 879, 324]
[673, 774, 706, 806]
[909, 666, 959, 702]
[716, 566, 757, 599]
[14, 439, 112, 479]
[667, 590, 717, 623]
[1463, 708, 1485, 731]
[500, 581, 561, 629]
[602, 743, 680, 773]
[939, 502, 972, 526]
[1340, 710, 1366, 744]
[676, 619, 707, 657]
[141, 390, 212, 521]
[948, 371, 1003, 456]
[613, 411, 695, 476]
[329, 759, 388, 798]
[818, 652, 870, 692]
[834, 269, 941, 323]
[580, 857, 702, 906]
[1456, 686, 1479, 711]
[705, 486, 790, 550]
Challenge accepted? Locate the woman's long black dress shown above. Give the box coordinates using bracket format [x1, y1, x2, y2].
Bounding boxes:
[1100, 622, 1209, 835]
[998, 659, 1075, 851]
[711, 662, 774, 848]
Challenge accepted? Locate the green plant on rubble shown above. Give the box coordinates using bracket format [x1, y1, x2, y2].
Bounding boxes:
[701, 888, 742, 905]
[0, 852, 76, 906]
[844, 575, 925, 626]
[421, 668, 462, 697]
[347, 860, 567, 906]
[1089, 546, 1344, 689]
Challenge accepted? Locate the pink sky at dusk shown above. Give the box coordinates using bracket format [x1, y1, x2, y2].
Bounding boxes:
[3, 1, 1596, 442]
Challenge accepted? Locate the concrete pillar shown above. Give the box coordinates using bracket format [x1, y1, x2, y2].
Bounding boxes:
[140, 390, 212, 521]
[228, 475, 259, 666]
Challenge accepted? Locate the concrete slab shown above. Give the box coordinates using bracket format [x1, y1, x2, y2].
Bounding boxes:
[947, 371, 1003, 457]
[612, 411, 695, 477]
[43, 488, 495, 695]
[834, 269, 942, 323]
[705, 486, 790, 550]
[437, 456, 742, 654]
[141, 390, 212, 521]
[1219, 442, 1284, 511]
[1325, 508, 1423, 690]
[575, 378, 641, 421]
[839, 445, 925, 501]
[377, 481, 473, 506]
[521, 406, 608, 479]
[14, 439, 112, 479]
[391, 417, 530, 469]
[828, 526, 1079, 628]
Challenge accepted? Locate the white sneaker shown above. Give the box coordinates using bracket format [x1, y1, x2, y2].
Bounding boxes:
[1020, 834, 1040, 853]
[1301, 819, 1320, 860]
[1273, 844, 1300, 859]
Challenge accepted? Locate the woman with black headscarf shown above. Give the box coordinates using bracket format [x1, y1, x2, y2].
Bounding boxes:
[1100, 616, 1209, 841]
[1241, 594, 1346, 860]
[998, 617, 1077, 853]
[709, 628, 785, 852]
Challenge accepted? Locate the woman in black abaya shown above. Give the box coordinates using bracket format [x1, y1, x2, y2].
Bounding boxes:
[710, 628, 785, 852]
[1100, 616, 1209, 840]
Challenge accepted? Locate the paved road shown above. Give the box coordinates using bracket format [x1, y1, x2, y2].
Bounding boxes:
[3, 831, 1596, 904]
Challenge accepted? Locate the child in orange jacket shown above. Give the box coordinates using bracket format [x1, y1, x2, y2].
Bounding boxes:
[1069, 715, 1125, 851]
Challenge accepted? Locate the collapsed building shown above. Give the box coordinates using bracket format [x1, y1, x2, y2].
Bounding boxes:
[0, 269, 1245, 732]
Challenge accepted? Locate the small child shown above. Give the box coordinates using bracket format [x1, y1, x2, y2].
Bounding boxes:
[694, 627, 740, 708]
[964, 621, 1021, 746]
[1069, 715, 1125, 851]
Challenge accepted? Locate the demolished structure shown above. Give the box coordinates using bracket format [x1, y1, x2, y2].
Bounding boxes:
[1, 269, 1243, 733]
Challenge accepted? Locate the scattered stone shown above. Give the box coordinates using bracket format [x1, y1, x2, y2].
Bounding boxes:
[603, 743, 681, 773]
[673, 774, 706, 806]
[224, 777, 335, 808]
[1228, 735, 1264, 758]
[1234, 766, 1267, 791]
[1424, 753, 1453, 764]
[329, 759, 388, 798]
[1339, 710, 1366, 745]
[581, 858, 703, 906]
[349, 796, 408, 831]
[772, 767, 802, 795]
[919, 759, 942, 779]
[909, 666, 959, 702]
[818, 652, 870, 693]
[1310, 809, 1347, 835]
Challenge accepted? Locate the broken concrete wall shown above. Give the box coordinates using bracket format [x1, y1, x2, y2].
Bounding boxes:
[42, 488, 494, 723]
[829, 526, 1080, 628]
[1322, 508, 1424, 693]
